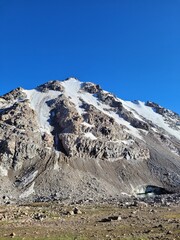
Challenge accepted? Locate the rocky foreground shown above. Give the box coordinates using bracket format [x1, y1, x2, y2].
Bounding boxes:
[0, 194, 179, 240]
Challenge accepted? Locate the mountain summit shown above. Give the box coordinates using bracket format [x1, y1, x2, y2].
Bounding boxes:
[0, 78, 179, 202]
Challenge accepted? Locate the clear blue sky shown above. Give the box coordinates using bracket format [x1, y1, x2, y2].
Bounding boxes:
[0, 0, 180, 113]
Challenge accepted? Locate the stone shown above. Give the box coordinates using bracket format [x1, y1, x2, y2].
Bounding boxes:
[10, 232, 16, 237]
[68, 210, 75, 216]
[73, 207, 82, 214]
[108, 216, 122, 221]
[100, 215, 122, 222]
[33, 213, 46, 221]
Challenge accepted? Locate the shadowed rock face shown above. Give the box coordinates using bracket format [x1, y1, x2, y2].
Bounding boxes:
[0, 78, 180, 203]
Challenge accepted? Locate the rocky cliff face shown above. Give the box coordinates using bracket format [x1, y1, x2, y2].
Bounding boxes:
[0, 78, 180, 203]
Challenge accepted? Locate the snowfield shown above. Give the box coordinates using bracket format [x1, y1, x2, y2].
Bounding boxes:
[121, 100, 180, 140]
[23, 78, 180, 141]
[23, 89, 61, 134]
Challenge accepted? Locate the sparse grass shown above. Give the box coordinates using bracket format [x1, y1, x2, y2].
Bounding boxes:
[0, 236, 87, 240]
[120, 238, 149, 240]
[125, 238, 149, 240]
[0, 203, 179, 240]
[162, 213, 180, 219]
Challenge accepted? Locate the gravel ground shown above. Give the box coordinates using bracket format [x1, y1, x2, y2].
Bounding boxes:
[0, 194, 179, 240]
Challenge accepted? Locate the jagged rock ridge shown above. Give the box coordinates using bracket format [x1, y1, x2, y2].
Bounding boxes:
[0, 78, 180, 202]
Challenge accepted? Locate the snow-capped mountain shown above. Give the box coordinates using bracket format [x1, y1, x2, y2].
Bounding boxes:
[0, 78, 179, 202]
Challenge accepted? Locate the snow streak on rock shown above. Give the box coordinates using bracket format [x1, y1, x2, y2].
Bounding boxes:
[23, 89, 61, 134]
[61, 78, 142, 139]
[23, 78, 180, 141]
[122, 100, 180, 140]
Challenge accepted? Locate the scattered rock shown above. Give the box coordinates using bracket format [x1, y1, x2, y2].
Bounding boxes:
[73, 207, 82, 214]
[33, 213, 46, 221]
[100, 215, 122, 222]
[10, 232, 16, 237]
[68, 207, 82, 215]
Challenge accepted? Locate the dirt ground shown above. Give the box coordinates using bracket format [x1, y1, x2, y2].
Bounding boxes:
[0, 200, 179, 240]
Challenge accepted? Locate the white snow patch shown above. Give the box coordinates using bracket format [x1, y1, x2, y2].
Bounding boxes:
[81, 122, 94, 128]
[61, 78, 84, 115]
[121, 192, 131, 197]
[0, 166, 8, 176]
[54, 151, 60, 170]
[121, 99, 143, 121]
[171, 149, 179, 156]
[122, 101, 180, 140]
[54, 161, 59, 170]
[102, 90, 109, 94]
[23, 89, 61, 134]
[109, 110, 142, 139]
[84, 132, 97, 140]
[152, 127, 159, 133]
[121, 139, 134, 145]
[19, 182, 35, 199]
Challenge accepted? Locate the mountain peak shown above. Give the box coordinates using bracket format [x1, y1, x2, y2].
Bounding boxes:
[64, 77, 80, 82]
[0, 78, 179, 202]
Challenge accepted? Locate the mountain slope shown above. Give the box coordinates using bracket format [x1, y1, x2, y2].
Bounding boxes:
[0, 78, 179, 202]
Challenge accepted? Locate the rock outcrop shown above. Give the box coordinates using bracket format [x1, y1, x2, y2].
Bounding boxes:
[0, 78, 179, 203]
